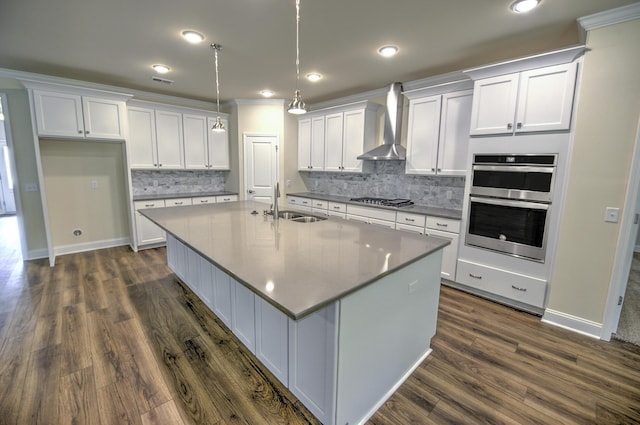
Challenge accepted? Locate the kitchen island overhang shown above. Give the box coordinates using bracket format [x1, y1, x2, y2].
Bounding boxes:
[141, 201, 449, 425]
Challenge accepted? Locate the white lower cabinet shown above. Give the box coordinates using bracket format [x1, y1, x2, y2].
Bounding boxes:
[288, 302, 338, 425]
[213, 267, 233, 328]
[255, 298, 289, 383]
[231, 282, 256, 353]
[346, 205, 396, 229]
[456, 259, 547, 308]
[134, 200, 166, 246]
[426, 229, 459, 281]
[198, 255, 215, 309]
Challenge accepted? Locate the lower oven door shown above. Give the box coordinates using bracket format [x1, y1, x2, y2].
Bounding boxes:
[466, 196, 550, 262]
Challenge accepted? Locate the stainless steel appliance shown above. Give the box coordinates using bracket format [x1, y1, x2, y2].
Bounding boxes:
[350, 197, 414, 207]
[466, 154, 557, 262]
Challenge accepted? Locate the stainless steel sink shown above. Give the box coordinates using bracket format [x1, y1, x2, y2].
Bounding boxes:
[277, 210, 327, 222]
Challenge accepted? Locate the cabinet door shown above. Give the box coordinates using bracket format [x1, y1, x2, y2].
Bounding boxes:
[255, 298, 289, 383]
[213, 267, 233, 327]
[198, 256, 215, 310]
[134, 200, 166, 246]
[33, 90, 85, 138]
[127, 107, 158, 169]
[425, 229, 459, 281]
[437, 90, 473, 176]
[155, 109, 184, 169]
[297, 118, 312, 170]
[515, 62, 577, 133]
[82, 96, 125, 140]
[183, 114, 208, 169]
[341, 109, 366, 173]
[324, 112, 344, 172]
[310, 116, 326, 170]
[207, 117, 230, 170]
[232, 282, 256, 353]
[405, 95, 441, 175]
[469, 73, 519, 136]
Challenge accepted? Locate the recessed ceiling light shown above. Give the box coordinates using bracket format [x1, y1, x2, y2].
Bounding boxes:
[181, 30, 205, 44]
[306, 73, 322, 82]
[510, 0, 541, 13]
[260, 90, 274, 98]
[378, 45, 399, 58]
[152, 64, 171, 74]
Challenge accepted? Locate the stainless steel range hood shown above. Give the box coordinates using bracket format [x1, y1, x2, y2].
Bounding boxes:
[357, 82, 406, 161]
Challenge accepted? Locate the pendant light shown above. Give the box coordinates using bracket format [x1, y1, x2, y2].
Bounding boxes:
[287, 0, 307, 115]
[211, 43, 225, 132]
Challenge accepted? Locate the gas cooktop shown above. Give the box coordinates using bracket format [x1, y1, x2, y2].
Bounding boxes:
[350, 197, 414, 207]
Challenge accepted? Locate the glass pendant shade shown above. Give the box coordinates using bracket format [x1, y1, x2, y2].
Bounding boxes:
[288, 90, 307, 115]
[211, 116, 225, 132]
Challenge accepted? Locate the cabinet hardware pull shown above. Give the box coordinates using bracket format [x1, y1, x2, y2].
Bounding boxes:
[145, 204, 153, 207]
[431, 168, 436, 171]
[158, 164, 163, 167]
[516, 122, 522, 129]
[511, 285, 527, 292]
[176, 202, 183, 205]
[507, 123, 513, 129]
[333, 206, 340, 209]
[469, 273, 482, 279]
[436, 223, 448, 227]
[78, 130, 83, 134]
[405, 218, 415, 222]
[437, 168, 441, 172]
[85, 130, 90, 134]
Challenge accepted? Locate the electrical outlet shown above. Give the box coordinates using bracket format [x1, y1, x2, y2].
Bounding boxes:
[153, 180, 159, 187]
[91, 180, 98, 189]
[605, 207, 619, 223]
[24, 183, 38, 192]
[408, 280, 418, 294]
[446, 190, 452, 199]
[286, 179, 292, 188]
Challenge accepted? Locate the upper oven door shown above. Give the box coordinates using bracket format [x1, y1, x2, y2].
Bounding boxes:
[470, 165, 555, 202]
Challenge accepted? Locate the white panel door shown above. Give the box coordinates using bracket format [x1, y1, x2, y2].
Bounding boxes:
[244, 134, 278, 204]
[198, 256, 215, 310]
[437, 90, 473, 176]
[33, 90, 85, 138]
[469, 73, 519, 136]
[232, 282, 256, 353]
[341, 109, 365, 173]
[213, 266, 233, 327]
[81, 96, 125, 140]
[310, 115, 326, 170]
[128, 106, 157, 169]
[297, 118, 311, 170]
[515, 62, 577, 133]
[207, 117, 230, 170]
[324, 112, 344, 172]
[155, 109, 184, 169]
[183, 114, 208, 169]
[255, 298, 289, 383]
[405, 95, 441, 175]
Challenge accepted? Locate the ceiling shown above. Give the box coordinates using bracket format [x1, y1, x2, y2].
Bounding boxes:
[0, 0, 635, 106]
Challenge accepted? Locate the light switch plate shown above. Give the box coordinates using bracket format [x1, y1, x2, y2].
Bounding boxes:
[605, 207, 619, 223]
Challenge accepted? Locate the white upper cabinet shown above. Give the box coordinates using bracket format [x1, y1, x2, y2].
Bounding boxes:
[405, 89, 472, 176]
[33, 89, 127, 140]
[206, 116, 230, 170]
[183, 113, 209, 169]
[297, 116, 325, 171]
[128, 106, 158, 169]
[469, 62, 577, 136]
[154, 109, 184, 169]
[324, 112, 345, 172]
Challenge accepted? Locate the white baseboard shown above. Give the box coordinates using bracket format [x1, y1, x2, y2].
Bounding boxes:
[542, 309, 602, 339]
[53, 237, 130, 256]
[25, 248, 48, 260]
[355, 348, 433, 425]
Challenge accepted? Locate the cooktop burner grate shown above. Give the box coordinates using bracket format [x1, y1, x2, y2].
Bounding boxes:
[350, 197, 414, 207]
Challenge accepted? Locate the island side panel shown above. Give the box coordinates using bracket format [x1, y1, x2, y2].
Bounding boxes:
[335, 251, 443, 425]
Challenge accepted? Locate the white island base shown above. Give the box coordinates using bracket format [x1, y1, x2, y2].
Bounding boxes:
[166, 234, 442, 425]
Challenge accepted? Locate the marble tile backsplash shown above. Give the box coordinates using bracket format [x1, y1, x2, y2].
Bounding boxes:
[132, 170, 228, 196]
[303, 161, 465, 210]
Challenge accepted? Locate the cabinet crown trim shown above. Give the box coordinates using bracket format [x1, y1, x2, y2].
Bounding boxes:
[128, 99, 230, 118]
[19, 79, 133, 101]
[463, 45, 585, 81]
[404, 80, 473, 99]
[297, 100, 379, 119]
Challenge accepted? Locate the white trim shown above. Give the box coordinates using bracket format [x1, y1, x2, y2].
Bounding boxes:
[401, 71, 470, 93]
[541, 309, 602, 339]
[53, 237, 130, 256]
[403, 79, 473, 99]
[25, 248, 49, 260]
[354, 348, 432, 425]
[578, 3, 640, 32]
[463, 45, 586, 81]
[310, 87, 387, 111]
[602, 117, 640, 341]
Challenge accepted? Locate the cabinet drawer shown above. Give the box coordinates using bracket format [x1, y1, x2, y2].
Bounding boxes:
[192, 196, 217, 205]
[396, 212, 426, 228]
[396, 223, 425, 235]
[426, 216, 460, 233]
[288, 196, 312, 208]
[346, 205, 396, 222]
[328, 202, 346, 213]
[165, 198, 193, 207]
[311, 199, 328, 210]
[134, 200, 165, 210]
[216, 195, 238, 203]
[456, 259, 547, 308]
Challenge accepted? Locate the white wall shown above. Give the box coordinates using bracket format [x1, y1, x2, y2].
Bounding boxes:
[548, 18, 640, 322]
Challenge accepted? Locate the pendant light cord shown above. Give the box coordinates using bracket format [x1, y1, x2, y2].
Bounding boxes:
[213, 44, 221, 115]
[295, 0, 300, 90]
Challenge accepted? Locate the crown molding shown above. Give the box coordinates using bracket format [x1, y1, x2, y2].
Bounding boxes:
[578, 2, 640, 33]
[231, 98, 286, 106]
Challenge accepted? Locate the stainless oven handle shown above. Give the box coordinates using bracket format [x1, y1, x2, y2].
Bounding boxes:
[472, 165, 554, 173]
[470, 196, 550, 210]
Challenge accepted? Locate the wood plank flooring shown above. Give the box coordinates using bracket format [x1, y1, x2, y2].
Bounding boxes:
[1, 238, 639, 424]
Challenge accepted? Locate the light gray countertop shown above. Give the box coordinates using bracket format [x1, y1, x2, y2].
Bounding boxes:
[287, 192, 462, 220]
[133, 191, 238, 202]
[141, 201, 449, 319]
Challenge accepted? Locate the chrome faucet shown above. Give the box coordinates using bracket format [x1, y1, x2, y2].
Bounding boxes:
[271, 181, 280, 219]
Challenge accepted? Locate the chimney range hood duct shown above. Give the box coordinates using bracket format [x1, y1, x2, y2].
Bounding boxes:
[357, 82, 406, 161]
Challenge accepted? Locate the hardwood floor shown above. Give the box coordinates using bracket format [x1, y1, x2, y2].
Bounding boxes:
[1, 238, 639, 424]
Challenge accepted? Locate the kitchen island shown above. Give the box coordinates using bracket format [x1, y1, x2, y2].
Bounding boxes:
[141, 200, 449, 425]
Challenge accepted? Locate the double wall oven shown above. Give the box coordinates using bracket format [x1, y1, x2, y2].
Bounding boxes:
[466, 154, 557, 262]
